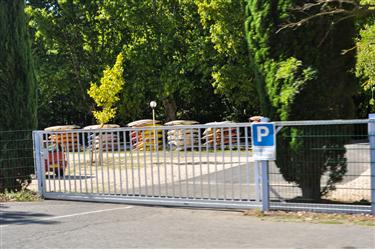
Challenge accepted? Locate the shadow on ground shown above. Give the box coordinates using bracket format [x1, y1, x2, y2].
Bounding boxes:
[1, 205, 59, 226]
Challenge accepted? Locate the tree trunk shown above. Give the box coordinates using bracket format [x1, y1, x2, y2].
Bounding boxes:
[163, 97, 177, 121]
[300, 163, 322, 202]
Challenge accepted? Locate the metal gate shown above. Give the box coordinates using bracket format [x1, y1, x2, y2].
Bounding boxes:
[32, 119, 374, 213]
[33, 123, 263, 209]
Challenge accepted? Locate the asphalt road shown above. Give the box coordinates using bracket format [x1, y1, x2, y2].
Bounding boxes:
[1, 200, 374, 248]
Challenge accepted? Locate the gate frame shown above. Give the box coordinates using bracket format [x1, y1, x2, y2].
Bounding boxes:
[32, 124, 262, 210]
[33, 131, 46, 196]
[32, 119, 374, 214]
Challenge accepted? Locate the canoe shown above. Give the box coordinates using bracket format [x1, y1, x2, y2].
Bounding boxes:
[164, 120, 199, 126]
[44, 125, 80, 131]
[83, 124, 120, 130]
[127, 119, 161, 127]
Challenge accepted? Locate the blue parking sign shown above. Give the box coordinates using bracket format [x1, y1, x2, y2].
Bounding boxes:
[251, 123, 276, 160]
[252, 123, 275, 146]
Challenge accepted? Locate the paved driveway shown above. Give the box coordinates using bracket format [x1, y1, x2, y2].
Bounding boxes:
[1, 200, 374, 248]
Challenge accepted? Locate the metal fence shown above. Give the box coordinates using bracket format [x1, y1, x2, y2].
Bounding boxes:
[0, 130, 34, 191]
[270, 120, 372, 213]
[30, 120, 374, 213]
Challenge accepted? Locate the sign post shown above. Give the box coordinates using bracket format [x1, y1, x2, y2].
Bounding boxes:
[251, 122, 276, 212]
[368, 114, 375, 215]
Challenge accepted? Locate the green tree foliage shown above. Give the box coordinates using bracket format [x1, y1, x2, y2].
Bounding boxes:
[119, 0, 197, 121]
[88, 53, 125, 125]
[27, 0, 258, 125]
[245, 0, 356, 200]
[119, 0, 258, 122]
[118, 0, 227, 122]
[26, 0, 126, 127]
[0, 0, 37, 191]
[270, 0, 375, 117]
[356, 22, 375, 110]
[194, 0, 259, 120]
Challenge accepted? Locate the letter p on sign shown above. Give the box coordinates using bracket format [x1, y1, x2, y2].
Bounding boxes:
[257, 126, 269, 143]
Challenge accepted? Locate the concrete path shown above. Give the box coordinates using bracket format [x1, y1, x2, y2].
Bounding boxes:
[1, 200, 374, 248]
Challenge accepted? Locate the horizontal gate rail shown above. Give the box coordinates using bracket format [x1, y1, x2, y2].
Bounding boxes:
[43, 192, 261, 209]
[270, 202, 371, 214]
[274, 119, 369, 126]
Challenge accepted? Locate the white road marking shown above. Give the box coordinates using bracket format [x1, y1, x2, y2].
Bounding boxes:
[0, 206, 133, 228]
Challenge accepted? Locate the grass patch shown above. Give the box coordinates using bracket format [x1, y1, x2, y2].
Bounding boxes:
[320, 220, 344, 225]
[243, 209, 375, 226]
[0, 189, 40, 202]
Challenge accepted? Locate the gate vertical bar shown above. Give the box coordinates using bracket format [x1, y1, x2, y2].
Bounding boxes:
[244, 127, 250, 200]
[368, 114, 375, 214]
[261, 160, 269, 211]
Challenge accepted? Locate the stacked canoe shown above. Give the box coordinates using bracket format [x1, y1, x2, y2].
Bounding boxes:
[128, 119, 162, 151]
[83, 124, 120, 151]
[165, 120, 199, 150]
[44, 125, 80, 151]
[203, 121, 237, 147]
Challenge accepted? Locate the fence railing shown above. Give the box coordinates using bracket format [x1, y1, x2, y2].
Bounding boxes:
[2, 119, 374, 214]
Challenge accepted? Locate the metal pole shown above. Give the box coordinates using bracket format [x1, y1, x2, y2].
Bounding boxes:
[261, 160, 269, 212]
[254, 161, 261, 202]
[250, 117, 272, 212]
[152, 108, 156, 150]
[33, 131, 45, 197]
[368, 114, 375, 215]
[152, 108, 155, 127]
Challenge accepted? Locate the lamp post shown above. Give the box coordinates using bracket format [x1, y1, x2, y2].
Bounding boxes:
[150, 101, 157, 150]
[150, 101, 157, 126]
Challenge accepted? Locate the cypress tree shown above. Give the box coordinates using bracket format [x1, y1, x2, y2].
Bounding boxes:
[0, 0, 37, 191]
[245, 0, 357, 200]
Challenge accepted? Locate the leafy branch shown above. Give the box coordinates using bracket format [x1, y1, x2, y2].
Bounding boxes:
[87, 53, 125, 126]
[277, 0, 375, 33]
